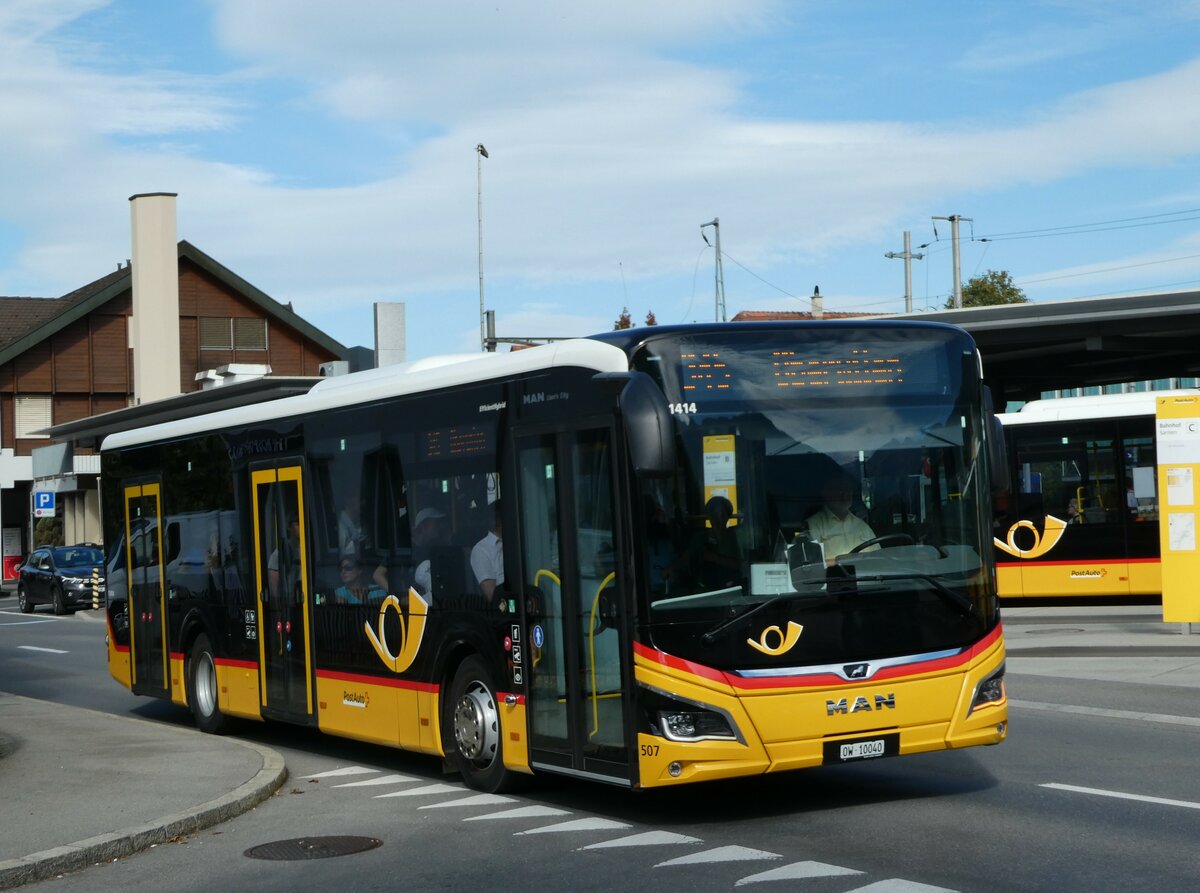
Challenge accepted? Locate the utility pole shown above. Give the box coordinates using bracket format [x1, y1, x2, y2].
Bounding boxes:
[932, 215, 971, 309]
[885, 231, 924, 313]
[700, 218, 726, 322]
[476, 143, 490, 351]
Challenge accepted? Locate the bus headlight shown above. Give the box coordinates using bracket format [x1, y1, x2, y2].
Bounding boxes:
[659, 709, 736, 742]
[642, 685, 743, 744]
[970, 663, 1006, 713]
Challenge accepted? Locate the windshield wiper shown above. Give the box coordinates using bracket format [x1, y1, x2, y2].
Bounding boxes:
[851, 572, 975, 617]
[699, 583, 826, 645]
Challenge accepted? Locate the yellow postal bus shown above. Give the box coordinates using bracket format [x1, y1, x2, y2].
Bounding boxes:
[101, 321, 1007, 791]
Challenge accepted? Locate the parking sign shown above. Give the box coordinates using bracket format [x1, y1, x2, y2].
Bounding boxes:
[33, 491, 56, 518]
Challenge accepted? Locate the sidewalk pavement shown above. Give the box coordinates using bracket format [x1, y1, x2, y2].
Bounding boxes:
[0, 692, 286, 890]
[0, 603, 1197, 889]
[1004, 604, 1200, 689]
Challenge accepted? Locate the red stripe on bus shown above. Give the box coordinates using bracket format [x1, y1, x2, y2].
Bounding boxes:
[215, 658, 259, 670]
[499, 692, 526, 706]
[996, 557, 1160, 568]
[635, 625, 1003, 691]
[316, 668, 439, 693]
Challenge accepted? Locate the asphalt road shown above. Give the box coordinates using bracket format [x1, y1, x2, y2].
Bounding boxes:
[4, 601, 1200, 891]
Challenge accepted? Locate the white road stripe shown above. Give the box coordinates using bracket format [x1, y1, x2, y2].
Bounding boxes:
[1010, 698, 1200, 729]
[656, 845, 781, 867]
[1042, 782, 1200, 811]
[420, 794, 517, 809]
[374, 783, 464, 798]
[301, 766, 379, 779]
[736, 861, 864, 885]
[333, 773, 420, 787]
[845, 882, 957, 892]
[579, 831, 702, 849]
[18, 645, 68, 654]
[517, 818, 630, 834]
[463, 805, 572, 821]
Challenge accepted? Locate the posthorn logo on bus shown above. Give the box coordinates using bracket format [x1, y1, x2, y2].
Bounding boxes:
[994, 514, 1069, 559]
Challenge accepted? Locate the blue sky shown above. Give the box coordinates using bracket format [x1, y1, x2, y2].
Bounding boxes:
[2, 1, 1200, 358]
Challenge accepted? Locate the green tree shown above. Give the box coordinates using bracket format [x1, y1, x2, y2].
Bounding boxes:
[946, 269, 1028, 308]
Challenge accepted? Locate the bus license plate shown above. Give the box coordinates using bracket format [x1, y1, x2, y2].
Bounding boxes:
[824, 733, 899, 764]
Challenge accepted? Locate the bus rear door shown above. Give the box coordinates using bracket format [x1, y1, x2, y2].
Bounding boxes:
[250, 463, 314, 722]
[516, 426, 632, 785]
[124, 482, 169, 699]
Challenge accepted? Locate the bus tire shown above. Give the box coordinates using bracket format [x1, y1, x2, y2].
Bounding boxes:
[445, 655, 515, 793]
[187, 633, 230, 735]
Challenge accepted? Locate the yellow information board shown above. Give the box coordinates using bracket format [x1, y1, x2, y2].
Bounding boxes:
[1155, 395, 1200, 622]
[702, 434, 738, 526]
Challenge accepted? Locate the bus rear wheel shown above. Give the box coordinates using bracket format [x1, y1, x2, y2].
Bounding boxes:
[188, 633, 230, 735]
[445, 655, 516, 793]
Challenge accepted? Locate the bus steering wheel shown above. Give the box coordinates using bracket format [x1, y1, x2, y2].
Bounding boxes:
[848, 533, 915, 553]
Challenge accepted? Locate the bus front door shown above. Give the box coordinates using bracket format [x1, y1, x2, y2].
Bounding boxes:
[517, 428, 631, 784]
[250, 465, 314, 722]
[124, 482, 169, 699]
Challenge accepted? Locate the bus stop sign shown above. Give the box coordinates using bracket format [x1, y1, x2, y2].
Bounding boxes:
[33, 491, 56, 518]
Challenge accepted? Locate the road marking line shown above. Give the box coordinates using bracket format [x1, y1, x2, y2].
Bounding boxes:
[462, 805, 572, 821]
[18, 645, 68, 654]
[301, 766, 378, 779]
[421, 794, 517, 810]
[518, 817, 629, 834]
[333, 773, 420, 787]
[0, 618, 55, 625]
[656, 845, 781, 866]
[1042, 782, 1200, 811]
[374, 783, 464, 798]
[1010, 698, 1200, 728]
[579, 830, 702, 849]
[736, 861, 864, 885]
[843, 882, 957, 892]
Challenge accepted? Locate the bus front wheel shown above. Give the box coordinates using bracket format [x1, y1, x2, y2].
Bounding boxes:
[445, 655, 515, 793]
[187, 633, 230, 735]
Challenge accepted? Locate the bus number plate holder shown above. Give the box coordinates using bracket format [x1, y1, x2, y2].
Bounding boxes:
[824, 733, 899, 764]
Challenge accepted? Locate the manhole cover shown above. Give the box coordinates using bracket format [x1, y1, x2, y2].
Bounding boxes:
[245, 836, 382, 861]
[1024, 627, 1086, 635]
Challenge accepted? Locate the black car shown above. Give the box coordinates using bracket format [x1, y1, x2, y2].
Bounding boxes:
[17, 545, 106, 615]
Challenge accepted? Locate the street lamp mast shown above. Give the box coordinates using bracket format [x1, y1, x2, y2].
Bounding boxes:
[700, 217, 726, 322]
[476, 143, 490, 351]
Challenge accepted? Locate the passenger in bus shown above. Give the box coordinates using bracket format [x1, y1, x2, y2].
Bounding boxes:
[470, 500, 504, 600]
[804, 476, 877, 564]
[337, 495, 367, 559]
[267, 515, 302, 602]
[412, 506, 449, 597]
[334, 558, 386, 604]
[665, 496, 742, 591]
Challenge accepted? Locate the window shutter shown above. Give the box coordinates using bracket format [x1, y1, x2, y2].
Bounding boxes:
[233, 317, 268, 350]
[200, 317, 233, 349]
[15, 395, 52, 438]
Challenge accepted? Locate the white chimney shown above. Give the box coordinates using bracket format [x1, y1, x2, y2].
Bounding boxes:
[129, 192, 182, 404]
[374, 302, 407, 367]
[811, 286, 824, 320]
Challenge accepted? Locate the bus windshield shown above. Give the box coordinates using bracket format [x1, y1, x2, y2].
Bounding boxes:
[631, 326, 996, 671]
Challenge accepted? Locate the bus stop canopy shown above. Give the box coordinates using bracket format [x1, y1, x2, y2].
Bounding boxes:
[903, 289, 1200, 407]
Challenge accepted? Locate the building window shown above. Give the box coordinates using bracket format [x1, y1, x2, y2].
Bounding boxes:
[15, 395, 51, 439]
[200, 316, 268, 350]
[233, 317, 268, 350]
[200, 317, 233, 350]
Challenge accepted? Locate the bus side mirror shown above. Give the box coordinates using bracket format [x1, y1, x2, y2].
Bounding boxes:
[983, 386, 1010, 495]
[593, 371, 676, 477]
